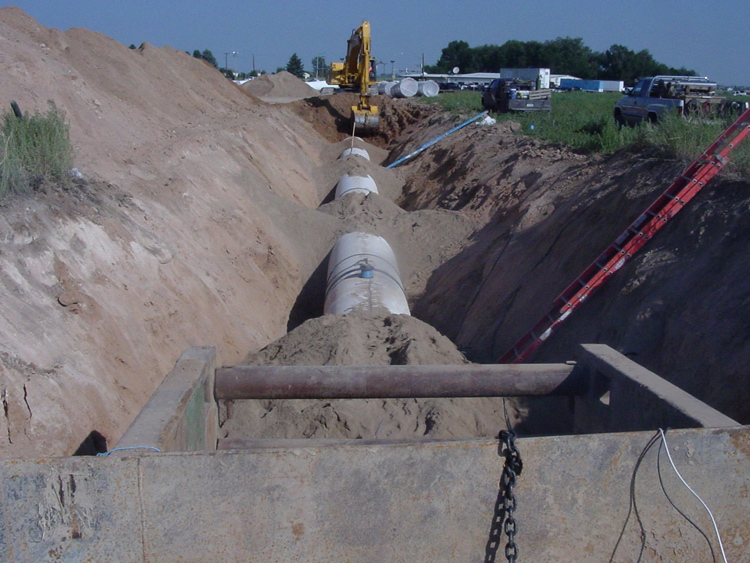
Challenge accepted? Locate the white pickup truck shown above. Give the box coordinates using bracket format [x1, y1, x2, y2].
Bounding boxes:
[614, 75, 727, 126]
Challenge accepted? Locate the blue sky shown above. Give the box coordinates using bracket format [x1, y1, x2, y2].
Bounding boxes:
[6, 0, 750, 85]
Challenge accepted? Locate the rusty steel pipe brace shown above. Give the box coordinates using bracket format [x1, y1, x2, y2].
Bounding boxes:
[214, 364, 582, 401]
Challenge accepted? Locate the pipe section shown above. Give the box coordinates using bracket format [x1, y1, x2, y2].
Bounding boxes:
[338, 147, 370, 161]
[335, 174, 378, 198]
[324, 232, 410, 316]
[416, 80, 440, 97]
[377, 81, 395, 96]
[386, 111, 488, 169]
[215, 363, 581, 400]
[390, 77, 418, 98]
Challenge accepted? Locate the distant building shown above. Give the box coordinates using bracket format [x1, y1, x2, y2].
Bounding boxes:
[559, 78, 624, 92]
[550, 74, 580, 88]
[401, 71, 624, 93]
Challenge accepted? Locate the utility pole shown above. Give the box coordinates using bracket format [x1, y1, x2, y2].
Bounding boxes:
[224, 51, 237, 73]
[314, 55, 324, 79]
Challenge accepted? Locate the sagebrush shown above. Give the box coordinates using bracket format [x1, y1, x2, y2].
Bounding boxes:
[0, 101, 74, 196]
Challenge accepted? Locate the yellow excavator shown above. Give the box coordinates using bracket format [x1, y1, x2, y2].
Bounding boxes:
[329, 21, 380, 132]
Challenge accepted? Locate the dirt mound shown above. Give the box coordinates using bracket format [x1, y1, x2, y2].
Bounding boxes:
[242, 71, 318, 102]
[221, 394, 516, 442]
[0, 7, 341, 458]
[0, 7, 261, 180]
[244, 313, 468, 366]
[220, 313, 526, 442]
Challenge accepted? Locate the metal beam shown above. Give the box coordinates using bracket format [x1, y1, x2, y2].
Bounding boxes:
[214, 363, 582, 400]
[578, 344, 739, 429]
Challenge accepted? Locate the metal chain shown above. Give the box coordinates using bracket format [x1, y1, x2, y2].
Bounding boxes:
[499, 429, 523, 563]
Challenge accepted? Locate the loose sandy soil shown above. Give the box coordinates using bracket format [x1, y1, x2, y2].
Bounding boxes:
[0, 7, 748, 458]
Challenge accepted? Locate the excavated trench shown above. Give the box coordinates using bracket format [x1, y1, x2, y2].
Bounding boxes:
[218, 94, 750, 448]
[2, 11, 746, 461]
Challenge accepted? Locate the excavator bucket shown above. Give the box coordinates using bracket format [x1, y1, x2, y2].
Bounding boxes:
[352, 105, 379, 132]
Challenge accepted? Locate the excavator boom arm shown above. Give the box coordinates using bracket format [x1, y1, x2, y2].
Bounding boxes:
[330, 21, 379, 132]
[330, 21, 372, 89]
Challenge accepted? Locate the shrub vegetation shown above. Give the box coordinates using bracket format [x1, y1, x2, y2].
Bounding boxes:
[0, 101, 74, 196]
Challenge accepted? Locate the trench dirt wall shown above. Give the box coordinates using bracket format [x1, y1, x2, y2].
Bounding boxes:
[389, 113, 750, 424]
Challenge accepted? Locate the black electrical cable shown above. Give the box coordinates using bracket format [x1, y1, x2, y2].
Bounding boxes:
[609, 430, 661, 563]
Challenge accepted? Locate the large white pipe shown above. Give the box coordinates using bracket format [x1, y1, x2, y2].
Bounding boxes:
[390, 77, 419, 98]
[335, 174, 378, 198]
[338, 147, 370, 161]
[324, 232, 410, 316]
[417, 80, 440, 97]
[380, 81, 398, 97]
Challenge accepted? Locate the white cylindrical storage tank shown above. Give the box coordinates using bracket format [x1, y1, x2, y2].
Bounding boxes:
[338, 147, 370, 161]
[391, 77, 419, 98]
[335, 174, 379, 199]
[325, 232, 410, 317]
[417, 80, 440, 97]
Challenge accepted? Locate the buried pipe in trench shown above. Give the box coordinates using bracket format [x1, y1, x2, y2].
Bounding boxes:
[335, 173, 379, 198]
[386, 110, 488, 169]
[338, 147, 370, 161]
[324, 231, 410, 317]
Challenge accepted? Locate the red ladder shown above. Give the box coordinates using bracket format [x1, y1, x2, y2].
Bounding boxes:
[499, 106, 750, 364]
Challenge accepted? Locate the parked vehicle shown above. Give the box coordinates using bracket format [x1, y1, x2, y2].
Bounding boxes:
[438, 82, 461, 92]
[614, 75, 742, 126]
[500, 68, 550, 89]
[481, 78, 551, 112]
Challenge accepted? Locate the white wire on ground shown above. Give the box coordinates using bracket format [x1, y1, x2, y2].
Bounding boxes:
[659, 428, 729, 563]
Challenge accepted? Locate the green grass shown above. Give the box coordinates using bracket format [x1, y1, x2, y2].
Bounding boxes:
[427, 90, 485, 114]
[0, 101, 74, 197]
[646, 111, 750, 174]
[421, 90, 750, 176]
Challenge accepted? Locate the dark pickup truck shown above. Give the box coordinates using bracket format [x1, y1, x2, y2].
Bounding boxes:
[481, 79, 551, 112]
[613, 75, 745, 125]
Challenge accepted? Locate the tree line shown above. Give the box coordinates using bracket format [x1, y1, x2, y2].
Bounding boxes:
[426, 38, 696, 84]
